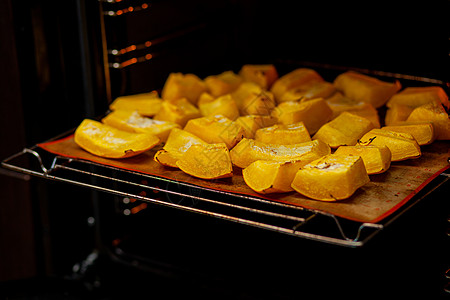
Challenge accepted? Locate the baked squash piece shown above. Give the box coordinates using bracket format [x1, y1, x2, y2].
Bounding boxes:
[197, 93, 240, 120]
[270, 68, 323, 102]
[230, 138, 331, 169]
[109, 92, 162, 117]
[313, 112, 374, 149]
[333, 71, 401, 108]
[406, 102, 450, 140]
[176, 143, 233, 180]
[238, 64, 278, 90]
[291, 154, 370, 201]
[271, 98, 333, 134]
[254, 122, 311, 145]
[382, 122, 435, 146]
[278, 80, 336, 103]
[359, 129, 421, 161]
[153, 98, 201, 127]
[161, 72, 207, 105]
[243, 160, 305, 194]
[101, 110, 180, 142]
[386, 86, 449, 110]
[384, 103, 414, 126]
[235, 115, 278, 138]
[334, 145, 391, 175]
[183, 115, 245, 149]
[74, 119, 160, 159]
[204, 71, 243, 97]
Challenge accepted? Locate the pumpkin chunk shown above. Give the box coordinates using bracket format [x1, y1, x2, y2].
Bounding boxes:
[313, 112, 374, 148]
[235, 115, 278, 138]
[184, 115, 245, 149]
[406, 103, 450, 140]
[334, 145, 391, 175]
[109, 92, 162, 117]
[382, 122, 436, 146]
[204, 71, 243, 97]
[271, 98, 333, 134]
[238, 64, 278, 90]
[176, 143, 233, 179]
[291, 154, 370, 201]
[279, 80, 336, 103]
[359, 129, 421, 161]
[101, 110, 180, 142]
[154, 128, 207, 167]
[74, 119, 160, 159]
[243, 160, 306, 194]
[270, 68, 323, 102]
[384, 104, 414, 126]
[154, 98, 201, 127]
[198, 94, 240, 120]
[161, 72, 207, 105]
[230, 138, 331, 169]
[255, 122, 311, 145]
[386, 86, 449, 110]
[333, 71, 401, 108]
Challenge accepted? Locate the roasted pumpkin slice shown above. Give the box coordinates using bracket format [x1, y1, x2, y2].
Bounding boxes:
[270, 68, 323, 102]
[238, 64, 278, 90]
[359, 129, 421, 161]
[74, 119, 160, 159]
[386, 86, 449, 110]
[334, 145, 391, 175]
[406, 103, 450, 140]
[176, 143, 233, 179]
[184, 115, 245, 149]
[204, 71, 243, 97]
[313, 112, 374, 148]
[101, 110, 180, 142]
[254, 122, 311, 145]
[153, 98, 201, 127]
[243, 160, 305, 194]
[161, 72, 207, 105]
[382, 122, 436, 146]
[153, 149, 179, 168]
[271, 98, 333, 134]
[333, 71, 401, 108]
[198, 94, 240, 120]
[109, 92, 162, 117]
[291, 154, 370, 201]
[235, 115, 278, 138]
[384, 104, 414, 126]
[279, 80, 336, 102]
[230, 138, 331, 169]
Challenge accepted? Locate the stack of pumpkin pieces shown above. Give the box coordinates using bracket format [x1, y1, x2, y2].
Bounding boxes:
[74, 65, 450, 202]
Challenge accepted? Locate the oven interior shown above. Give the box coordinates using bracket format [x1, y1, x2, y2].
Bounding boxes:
[2, 0, 450, 298]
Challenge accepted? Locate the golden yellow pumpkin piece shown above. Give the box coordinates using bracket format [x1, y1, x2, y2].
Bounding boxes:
[270, 68, 323, 102]
[291, 154, 370, 201]
[184, 115, 245, 149]
[243, 160, 306, 194]
[74, 119, 160, 159]
[382, 122, 436, 146]
[334, 145, 391, 175]
[230, 138, 331, 169]
[386, 86, 449, 110]
[235, 115, 278, 138]
[232, 82, 276, 116]
[101, 110, 180, 143]
[198, 94, 240, 120]
[161, 72, 207, 105]
[238, 64, 278, 90]
[204, 71, 243, 97]
[313, 112, 374, 148]
[153, 98, 201, 127]
[278, 80, 336, 103]
[254, 122, 311, 145]
[109, 92, 162, 117]
[176, 143, 233, 179]
[154, 128, 207, 168]
[406, 103, 450, 140]
[333, 71, 401, 108]
[326, 93, 380, 128]
[384, 103, 414, 126]
[271, 98, 333, 134]
[359, 129, 421, 161]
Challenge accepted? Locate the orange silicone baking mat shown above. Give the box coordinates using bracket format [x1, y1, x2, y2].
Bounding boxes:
[39, 135, 449, 223]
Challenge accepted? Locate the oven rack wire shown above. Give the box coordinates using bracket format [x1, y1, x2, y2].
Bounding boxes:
[2, 144, 408, 248]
